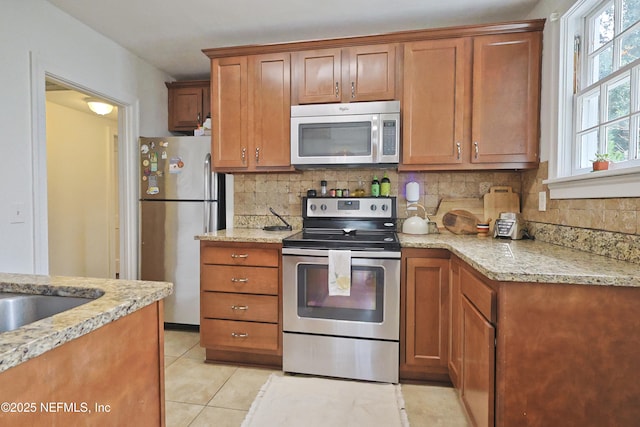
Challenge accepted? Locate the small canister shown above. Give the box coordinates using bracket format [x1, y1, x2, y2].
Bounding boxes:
[343, 189, 350, 197]
[336, 188, 343, 197]
[320, 180, 327, 197]
[329, 188, 336, 197]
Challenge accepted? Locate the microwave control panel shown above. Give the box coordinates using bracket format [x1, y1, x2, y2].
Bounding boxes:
[382, 120, 397, 155]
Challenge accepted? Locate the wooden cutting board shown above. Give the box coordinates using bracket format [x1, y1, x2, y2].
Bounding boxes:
[483, 186, 520, 230]
[442, 210, 479, 235]
[433, 198, 485, 229]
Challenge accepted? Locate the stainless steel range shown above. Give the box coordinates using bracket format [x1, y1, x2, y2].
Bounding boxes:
[282, 197, 400, 383]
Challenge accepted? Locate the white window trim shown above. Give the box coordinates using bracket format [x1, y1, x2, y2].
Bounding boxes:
[545, 0, 640, 199]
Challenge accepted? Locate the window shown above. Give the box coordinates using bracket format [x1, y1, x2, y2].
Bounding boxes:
[547, 0, 640, 199]
[575, 0, 640, 172]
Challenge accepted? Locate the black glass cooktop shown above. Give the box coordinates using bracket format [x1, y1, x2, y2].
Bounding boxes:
[283, 229, 400, 251]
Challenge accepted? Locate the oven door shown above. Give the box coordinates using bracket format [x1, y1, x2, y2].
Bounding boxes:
[282, 248, 400, 341]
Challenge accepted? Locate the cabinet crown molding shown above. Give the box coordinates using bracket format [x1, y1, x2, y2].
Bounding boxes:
[202, 19, 545, 59]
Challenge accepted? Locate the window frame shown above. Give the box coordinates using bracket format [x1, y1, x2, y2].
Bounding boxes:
[545, 0, 640, 199]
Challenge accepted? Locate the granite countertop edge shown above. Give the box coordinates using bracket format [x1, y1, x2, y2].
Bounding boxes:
[400, 233, 639, 287]
[195, 228, 639, 288]
[0, 274, 173, 374]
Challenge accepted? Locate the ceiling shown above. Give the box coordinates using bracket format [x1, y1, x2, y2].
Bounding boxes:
[46, 81, 119, 120]
[46, 0, 541, 80]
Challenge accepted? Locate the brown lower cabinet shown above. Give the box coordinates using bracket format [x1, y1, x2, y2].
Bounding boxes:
[0, 303, 166, 426]
[458, 258, 496, 427]
[400, 249, 451, 381]
[449, 254, 640, 427]
[200, 241, 282, 367]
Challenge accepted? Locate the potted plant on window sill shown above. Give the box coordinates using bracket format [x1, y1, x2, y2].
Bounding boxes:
[591, 153, 611, 171]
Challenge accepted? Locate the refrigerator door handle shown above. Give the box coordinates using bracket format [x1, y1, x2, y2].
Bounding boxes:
[204, 153, 212, 233]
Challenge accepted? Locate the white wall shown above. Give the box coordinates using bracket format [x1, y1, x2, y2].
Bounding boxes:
[0, 0, 172, 274]
[46, 101, 116, 278]
[526, 0, 579, 164]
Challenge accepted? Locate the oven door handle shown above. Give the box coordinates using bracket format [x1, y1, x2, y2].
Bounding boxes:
[282, 247, 400, 259]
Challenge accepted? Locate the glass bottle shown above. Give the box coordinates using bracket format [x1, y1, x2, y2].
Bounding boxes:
[380, 172, 391, 197]
[371, 175, 380, 197]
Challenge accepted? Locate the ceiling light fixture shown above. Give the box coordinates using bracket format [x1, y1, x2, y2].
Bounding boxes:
[85, 98, 114, 115]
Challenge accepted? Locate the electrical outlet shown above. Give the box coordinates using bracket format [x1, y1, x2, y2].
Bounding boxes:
[538, 191, 547, 212]
[10, 202, 26, 223]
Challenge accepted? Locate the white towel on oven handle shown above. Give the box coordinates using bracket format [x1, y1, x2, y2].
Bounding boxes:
[328, 249, 351, 296]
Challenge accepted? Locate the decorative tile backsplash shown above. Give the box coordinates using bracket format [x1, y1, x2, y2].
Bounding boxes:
[521, 161, 640, 263]
[233, 162, 640, 263]
[233, 168, 521, 228]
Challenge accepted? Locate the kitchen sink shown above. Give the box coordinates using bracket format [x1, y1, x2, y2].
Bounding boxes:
[0, 292, 94, 333]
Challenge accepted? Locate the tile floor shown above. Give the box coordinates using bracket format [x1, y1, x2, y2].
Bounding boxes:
[164, 329, 469, 426]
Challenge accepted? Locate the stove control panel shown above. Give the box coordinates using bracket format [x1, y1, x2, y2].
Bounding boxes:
[305, 197, 396, 218]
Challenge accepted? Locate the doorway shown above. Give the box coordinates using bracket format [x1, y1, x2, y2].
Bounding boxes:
[45, 79, 120, 278]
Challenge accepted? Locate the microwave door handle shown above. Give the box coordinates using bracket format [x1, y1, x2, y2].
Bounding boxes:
[372, 116, 381, 163]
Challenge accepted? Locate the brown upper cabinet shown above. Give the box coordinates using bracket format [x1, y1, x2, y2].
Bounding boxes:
[166, 80, 210, 133]
[401, 31, 542, 170]
[471, 32, 541, 165]
[292, 44, 397, 104]
[202, 19, 544, 172]
[211, 53, 292, 172]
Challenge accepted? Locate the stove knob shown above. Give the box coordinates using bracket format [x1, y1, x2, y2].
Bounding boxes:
[309, 204, 317, 211]
[370, 204, 377, 211]
[320, 204, 327, 211]
[381, 204, 388, 211]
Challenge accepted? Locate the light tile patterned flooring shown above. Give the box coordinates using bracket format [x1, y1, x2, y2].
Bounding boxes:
[164, 329, 469, 426]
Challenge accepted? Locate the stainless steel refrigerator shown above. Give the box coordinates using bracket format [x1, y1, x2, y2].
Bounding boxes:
[139, 136, 227, 326]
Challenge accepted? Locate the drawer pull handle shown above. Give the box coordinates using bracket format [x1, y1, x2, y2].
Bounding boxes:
[231, 253, 249, 259]
[231, 332, 249, 338]
[231, 305, 248, 310]
[231, 278, 249, 283]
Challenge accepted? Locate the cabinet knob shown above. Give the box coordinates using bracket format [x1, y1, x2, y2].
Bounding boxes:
[231, 277, 249, 283]
[241, 147, 246, 163]
[474, 141, 479, 159]
[456, 142, 461, 160]
[255, 147, 260, 163]
[231, 305, 248, 310]
[351, 82, 356, 98]
[335, 81, 340, 98]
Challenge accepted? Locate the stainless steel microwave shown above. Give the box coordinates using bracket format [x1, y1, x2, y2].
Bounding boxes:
[290, 100, 400, 167]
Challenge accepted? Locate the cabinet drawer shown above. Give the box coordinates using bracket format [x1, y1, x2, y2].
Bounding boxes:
[201, 319, 279, 351]
[202, 246, 279, 267]
[201, 265, 278, 294]
[461, 267, 496, 323]
[202, 292, 278, 323]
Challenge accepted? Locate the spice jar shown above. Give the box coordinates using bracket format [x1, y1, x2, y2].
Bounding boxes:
[320, 180, 327, 197]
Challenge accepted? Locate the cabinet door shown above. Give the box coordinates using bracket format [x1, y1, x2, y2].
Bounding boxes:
[212, 56, 248, 169]
[292, 48, 342, 104]
[471, 32, 541, 164]
[168, 86, 204, 131]
[448, 258, 462, 388]
[202, 85, 211, 120]
[403, 257, 450, 373]
[346, 44, 396, 102]
[402, 38, 469, 166]
[249, 53, 291, 169]
[461, 295, 495, 427]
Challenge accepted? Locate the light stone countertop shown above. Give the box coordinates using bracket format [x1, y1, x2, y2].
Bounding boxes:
[196, 228, 299, 243]
[399, 233, 640, 287]
[195, 228, 639, 288]
[0, 273, 172, 374]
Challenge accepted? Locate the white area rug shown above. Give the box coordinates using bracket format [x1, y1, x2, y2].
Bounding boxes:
[241, 374, 410, 427]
